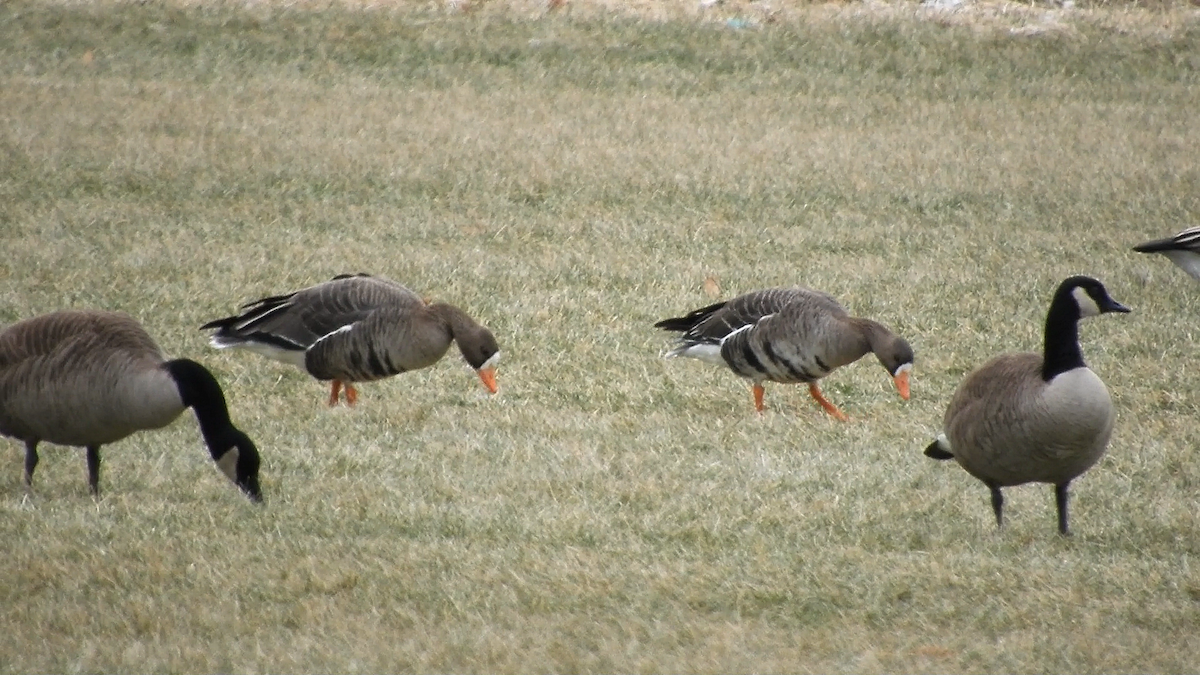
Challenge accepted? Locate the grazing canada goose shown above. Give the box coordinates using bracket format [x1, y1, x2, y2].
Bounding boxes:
[924, 276, 1129, 535]
[0, 310, 263, 501]
[1133, 226, 1200, 281]
[654, 286, 914, 420]
[201, 274, 500, 406]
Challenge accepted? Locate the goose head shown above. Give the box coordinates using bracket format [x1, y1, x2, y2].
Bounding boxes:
[874, 335, 914, 400]
[457, 326, 501, 394]
[1061, 275, 1131, 319]
[213, 430, 264, 503]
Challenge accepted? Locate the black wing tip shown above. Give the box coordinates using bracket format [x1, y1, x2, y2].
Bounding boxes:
[654, 316, 695, 332]
[330, 272, 373, 281]
[200, 316, 237, 331]
[924, 441, 954, 460]
[654, 300, 729, 333]
[1133, 230, 1200, 254]
[1132, 240, 1170, 253]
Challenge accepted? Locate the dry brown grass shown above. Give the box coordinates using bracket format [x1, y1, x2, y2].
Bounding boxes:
[2, 0, 1200, 671]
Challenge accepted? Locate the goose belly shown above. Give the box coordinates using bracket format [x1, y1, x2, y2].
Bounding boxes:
[952, 368, 1115, 486]
[720, 333, 830, 384]
[306, 337, 445, 383]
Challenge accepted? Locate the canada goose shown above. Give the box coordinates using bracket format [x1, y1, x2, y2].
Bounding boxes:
[924, 275, 1129, 535]
[654, 286, 914, 420]
[0, 310, 263, 501]
[201, 274, 500, 406]
[1133, 226, 1200, 281]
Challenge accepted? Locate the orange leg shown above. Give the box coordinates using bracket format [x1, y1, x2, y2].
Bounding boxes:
[752, 383, 766, 413]
[808, 383, 848, 421]
[327, 380, 360, 406]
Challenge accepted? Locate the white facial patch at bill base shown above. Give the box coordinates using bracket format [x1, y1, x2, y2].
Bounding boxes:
[1071, 286, 1102, 318]
[894, 362, 913, 377]
[479, 351, 501, 371]
[216, 448, 240, 483]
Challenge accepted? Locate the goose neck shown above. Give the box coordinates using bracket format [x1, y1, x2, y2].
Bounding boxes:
[1041, 295, 1085, 381]
[429, 303, 479, 338]
[165, 359, 237, 459]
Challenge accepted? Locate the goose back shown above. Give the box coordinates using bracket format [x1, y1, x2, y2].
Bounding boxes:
[0, 311, 184, 447]
[659, 286, 845, 345]
[942, 352, 1115, 487]
[202, 274, 425, 366]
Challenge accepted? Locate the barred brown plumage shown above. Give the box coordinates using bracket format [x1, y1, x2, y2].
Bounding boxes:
[655, 286, 913, 420]
[202, 273, 500, 406]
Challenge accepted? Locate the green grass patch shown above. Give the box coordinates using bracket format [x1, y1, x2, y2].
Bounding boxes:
[2, 0, 1200, 671]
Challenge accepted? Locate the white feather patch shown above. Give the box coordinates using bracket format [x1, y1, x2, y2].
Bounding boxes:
[234, 301, 292, 330]
[479, 351, 501, 370]
[665, 343, 724, 364]
[312, 323, 354, 346]
[1072, 286, 1102, 318]
[211, 337, 307, 368]
[216, 448, 239, 483]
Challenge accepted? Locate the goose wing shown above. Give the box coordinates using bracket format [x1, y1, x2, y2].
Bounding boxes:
[1133, 226, 1200, 253]
[203, 274, 423, 352]
[657, 287, 827, 344]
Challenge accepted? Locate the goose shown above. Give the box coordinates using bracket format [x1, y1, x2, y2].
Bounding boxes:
[923, 275, 1129, 535]
[654, 286, 914, 420]
[1132, 226, 1200, 281]
[0, 310, 263, 501]
[201, 274, 500, 406]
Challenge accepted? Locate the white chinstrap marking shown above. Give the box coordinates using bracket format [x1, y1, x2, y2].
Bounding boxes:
[1071, 286, 1102, 318]
[216, 448, 240, 483]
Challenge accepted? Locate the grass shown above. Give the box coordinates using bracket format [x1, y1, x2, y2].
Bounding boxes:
[2, 0, 1200, 671]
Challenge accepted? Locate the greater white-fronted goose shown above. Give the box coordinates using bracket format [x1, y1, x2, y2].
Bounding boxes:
[924, 275, 1129, 535]
[201, 273, 500, 406]
[654, 286, 914, 420]
[0, 310, 263, 501]
[1133, 226, 1200, 281]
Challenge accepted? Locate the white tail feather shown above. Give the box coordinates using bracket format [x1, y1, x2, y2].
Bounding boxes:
[664, 343, 724, 364]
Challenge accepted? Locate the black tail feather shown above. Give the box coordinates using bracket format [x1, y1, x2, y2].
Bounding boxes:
[654, 300, 728, 333]
[924, 440, 954, 460]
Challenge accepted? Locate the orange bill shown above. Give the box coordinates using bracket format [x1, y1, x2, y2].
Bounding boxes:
[894, 369, 911, 400]
[477, 366, 499, 394]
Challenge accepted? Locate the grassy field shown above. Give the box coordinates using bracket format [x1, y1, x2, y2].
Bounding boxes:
[3, 0, 1200, 671]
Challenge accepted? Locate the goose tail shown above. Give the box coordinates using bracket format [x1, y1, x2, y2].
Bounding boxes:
[924, 433, 954, 460]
